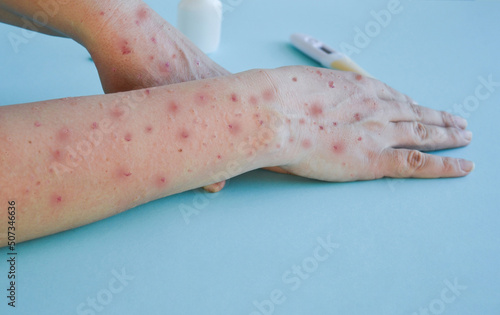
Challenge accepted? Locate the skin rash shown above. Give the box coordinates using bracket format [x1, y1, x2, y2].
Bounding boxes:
[0, 1, 474, 246]
[0, 66, 474, 245]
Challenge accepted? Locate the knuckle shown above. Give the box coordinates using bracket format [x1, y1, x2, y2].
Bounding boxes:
[411, 104, 423, 120]
[412, 122, 428, 142]
[441, 111, 454, 126]
[394, 150, 426, 177]
[449, 128, 461, 143]
[407, 150, 426, 170]
[406, 150, 426, 171]
[441, 157, 456, 174]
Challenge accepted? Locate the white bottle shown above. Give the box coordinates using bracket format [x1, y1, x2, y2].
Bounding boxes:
[178, 0, 222, 54]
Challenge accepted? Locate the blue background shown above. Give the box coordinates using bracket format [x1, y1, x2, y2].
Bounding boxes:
[1, 0, 499, 314]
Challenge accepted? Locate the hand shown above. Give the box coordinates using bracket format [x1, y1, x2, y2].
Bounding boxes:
[268, 66, 473, 181]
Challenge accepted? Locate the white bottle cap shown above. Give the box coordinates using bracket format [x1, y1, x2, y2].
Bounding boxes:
[178, 0, 222, 54]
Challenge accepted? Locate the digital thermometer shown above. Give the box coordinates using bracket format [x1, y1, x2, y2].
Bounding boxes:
[290, 33, 372, 77]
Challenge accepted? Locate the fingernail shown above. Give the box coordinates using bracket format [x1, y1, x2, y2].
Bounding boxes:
[454, 116, 468, 129]
[459, 159, 475, 173]
[462, 130, 473, 141]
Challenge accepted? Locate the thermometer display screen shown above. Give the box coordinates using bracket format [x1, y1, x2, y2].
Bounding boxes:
[320, 46, 333, 54]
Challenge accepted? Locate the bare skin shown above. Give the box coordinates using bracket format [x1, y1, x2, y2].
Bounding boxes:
[0, 0, 228, 90]
[0, 66, 473, 246]
[0, 0, 231, 191]
[0, 1, 474, 246]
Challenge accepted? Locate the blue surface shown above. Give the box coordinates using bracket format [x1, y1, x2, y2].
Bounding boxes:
[1, 0, 499, 314]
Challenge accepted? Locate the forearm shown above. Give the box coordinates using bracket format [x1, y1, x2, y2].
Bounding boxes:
[0, 0, 228, 92]
[0, 7, 66, 37]
[0, 70, 286, 245]
[0, 0, 125, 44]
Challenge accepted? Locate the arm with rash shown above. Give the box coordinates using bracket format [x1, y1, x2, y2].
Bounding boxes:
[0, 66, 474, 245]
[0, 70, 286, 245]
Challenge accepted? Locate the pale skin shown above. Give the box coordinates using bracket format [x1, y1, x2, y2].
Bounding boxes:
[0, 1, 474, 246]
[1, 0, 232, 191]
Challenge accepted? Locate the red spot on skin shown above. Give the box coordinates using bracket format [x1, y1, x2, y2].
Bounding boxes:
[151, 37, 156, 44]
[168, 101, 179, 114]
[262, 89, 275, 101]
[111, 107, 125, 119]
[292, 77, 298, 82]
[302, 139, 312, 149]
[52, 149, 63, 162]
[333, 122, 338, 126]
[34, 121, 41, 127]
[145, 89, 150, 95]
[116, 167, 133, 179]
[217, 155, 222, 159]
[309, 104, 324, 117]
[145, 126, 153, 133]
[100, 11, 105, 16]
[50, 194, 63, 206]
[120, 40, 132, 55]
[124, 133, 132, 142]
[160, 62, 170, 72]
[329, 81, 335, 88]
[112, 68, 117, 73]
[316, 70, 323, 77]
[57, 127, 71, 142]
[172, 54, 177, 59]
[179, 129, 189, 139]
[154, 175, 168, 188]
[354, 113, 361, 121]
[196, 93, 209, 105]
[332, 142, 345, 154]
[299, 118, 305, 125]
[137, 7, 148, 20]
[91, 122, 98, 129]
[289, 138, 294, 143]
[249, 96, 258, 105]
[228, 123, 241, 135]
[356, 74, 363, 81]
[149, 55, 154, 60]
[358, 137, 363, 141]
[231, 93, 239, 102]
[319, 126, 324, 130]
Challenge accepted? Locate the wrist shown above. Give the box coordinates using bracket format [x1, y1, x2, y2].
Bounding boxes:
[259, 67, 318, 169]
[248, 69, 296, 169]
